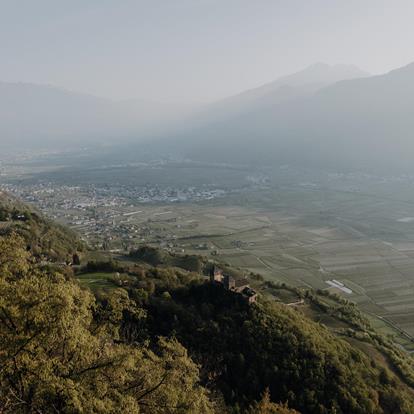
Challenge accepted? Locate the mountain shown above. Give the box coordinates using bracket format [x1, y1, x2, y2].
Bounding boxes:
[215, 62, 369, 108]
[0, 82, 197, 149]
[161, 62, 414, 173]
[184, 63, 369, 127]
[0, 63, 367, 153]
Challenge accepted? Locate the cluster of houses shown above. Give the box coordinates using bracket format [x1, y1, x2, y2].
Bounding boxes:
[209, 266, 258, 304]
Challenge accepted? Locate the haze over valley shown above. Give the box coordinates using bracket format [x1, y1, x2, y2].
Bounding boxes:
[4, 59, 414, 173]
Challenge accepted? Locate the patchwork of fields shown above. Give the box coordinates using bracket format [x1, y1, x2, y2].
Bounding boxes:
[106, 183, 414, 352]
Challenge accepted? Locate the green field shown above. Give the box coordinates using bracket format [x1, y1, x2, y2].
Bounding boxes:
[76, 272, 118, 291]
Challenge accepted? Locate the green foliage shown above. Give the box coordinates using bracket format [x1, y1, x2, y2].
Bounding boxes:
[85, 259, 123, 273]
[0, 194, 83, 262]
[247, 389, 299, 414]
[129, 245, 203, 272]
[0, 234, 214, 413]
[130, 246, 167, 265]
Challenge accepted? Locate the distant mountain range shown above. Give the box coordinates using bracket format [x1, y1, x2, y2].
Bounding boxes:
[187, 63, 369, 126]
[3, 61, 414, 173]
[0, 82, 196, 149]
[164, 61, 414, 173]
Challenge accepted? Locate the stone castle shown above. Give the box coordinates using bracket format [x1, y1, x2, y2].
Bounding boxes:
[209, 266, 258, 304]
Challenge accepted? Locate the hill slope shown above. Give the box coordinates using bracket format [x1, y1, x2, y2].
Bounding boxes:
[138, 283, 414, 414]
[0, 191, 82, 261]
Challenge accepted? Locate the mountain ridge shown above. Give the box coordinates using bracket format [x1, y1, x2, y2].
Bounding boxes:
[184, 62, 369, 128]
[165, 60, 414, 173]
[0, 62, 369, 150]
[0, 81, 197, 149]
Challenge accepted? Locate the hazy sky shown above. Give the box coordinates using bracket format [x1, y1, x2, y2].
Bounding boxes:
[1, 0, 414, 102]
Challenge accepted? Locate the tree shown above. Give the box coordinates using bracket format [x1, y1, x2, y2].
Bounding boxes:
[247, 389, 300, 414]
[72, 253, 81, 266]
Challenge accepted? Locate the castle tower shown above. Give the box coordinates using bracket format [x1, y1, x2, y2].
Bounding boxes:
[210, 266, 224, 283]
[224, 274, 236, 290]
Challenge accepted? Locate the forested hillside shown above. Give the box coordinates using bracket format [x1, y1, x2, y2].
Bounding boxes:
[137, 285, 414, 413]
[0, 191, 82, 262]
[1, 194, 414, 413]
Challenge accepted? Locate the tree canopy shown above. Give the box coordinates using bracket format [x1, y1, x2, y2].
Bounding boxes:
[0, 234, 214, 413]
